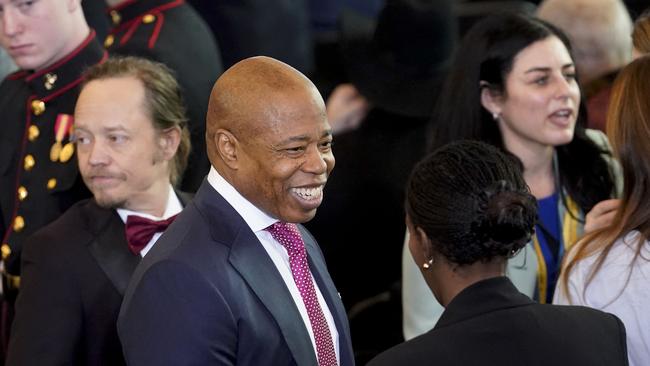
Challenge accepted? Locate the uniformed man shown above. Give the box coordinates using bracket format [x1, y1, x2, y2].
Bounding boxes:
[0, 0, 107, 355]
[6, 56, 192, 366]
[104, 0, 223, 192]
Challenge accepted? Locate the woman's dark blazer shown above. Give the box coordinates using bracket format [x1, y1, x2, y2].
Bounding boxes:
[368, 277, 629, 366]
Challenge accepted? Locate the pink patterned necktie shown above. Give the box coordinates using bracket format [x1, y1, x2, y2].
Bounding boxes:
[266, 222, 338, 366]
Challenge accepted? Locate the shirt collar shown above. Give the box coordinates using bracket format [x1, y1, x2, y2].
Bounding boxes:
[116, 184, 182, 223]
[207, 166, 277, 233]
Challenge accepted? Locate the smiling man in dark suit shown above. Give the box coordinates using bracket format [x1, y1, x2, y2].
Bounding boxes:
[118, 56, 354, 366]
[6, 56, 192, 366]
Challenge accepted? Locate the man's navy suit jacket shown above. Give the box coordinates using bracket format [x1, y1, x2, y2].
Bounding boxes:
[118, 180, 355, 365]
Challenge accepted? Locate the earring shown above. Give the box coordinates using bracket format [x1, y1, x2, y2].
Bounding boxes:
[422, 258, 434, 270]
[492, 112, 500, 121]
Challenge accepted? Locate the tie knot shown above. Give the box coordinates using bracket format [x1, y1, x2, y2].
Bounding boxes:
[125, 214, 178, 255]
[266, 222, 304, 254]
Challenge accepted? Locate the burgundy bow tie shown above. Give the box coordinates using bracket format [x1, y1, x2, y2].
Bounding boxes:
[125, 214, 178, 255]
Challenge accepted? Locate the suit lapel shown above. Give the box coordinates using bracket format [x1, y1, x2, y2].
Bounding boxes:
[196, 182, 343, 365]
[228, 227, 319, 366]
[301, 226, 355, 366]
[85, 200, 140, 297]
[86, 190, 191, 296]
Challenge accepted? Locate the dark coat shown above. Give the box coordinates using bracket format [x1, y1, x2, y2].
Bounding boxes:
[118, 180, 355, 366]
[104, 0, 223, 192]
[0, 32, 107, 277]
[6, 192, 191, 366]
[368, 277, 629, 366]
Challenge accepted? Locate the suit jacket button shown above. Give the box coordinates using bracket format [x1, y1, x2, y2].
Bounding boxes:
[31, 99, 46, 116]
[1, 244, 11, 260]
[24, 154, 36, 171]
[28, 125, 40, 141]
[17, 186, 28, 201]
[47, 178, 57, 190]
[13, 216, 25, 232]
[104, 34, 115, 48]
[142, 14, 156, 24]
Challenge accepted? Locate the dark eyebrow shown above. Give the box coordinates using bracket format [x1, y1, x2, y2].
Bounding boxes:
[524, 64, 575, 74]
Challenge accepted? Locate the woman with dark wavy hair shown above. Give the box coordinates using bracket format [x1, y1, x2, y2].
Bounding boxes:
[555, 55, 650, 366]
[403, 12, 620, 339]
[370, 140, 627, 366]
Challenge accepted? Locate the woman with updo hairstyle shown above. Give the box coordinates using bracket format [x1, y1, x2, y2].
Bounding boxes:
[369, 140, 628, 366]
[402, 12, 621, 339]
[555, 55, 650, 366]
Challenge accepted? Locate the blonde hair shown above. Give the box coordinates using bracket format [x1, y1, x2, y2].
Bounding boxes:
[83, 56, 190, 186]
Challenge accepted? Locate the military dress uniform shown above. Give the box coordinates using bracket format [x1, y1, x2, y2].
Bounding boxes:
[104, 0, 223, 192]
[0, 31, 107, 297]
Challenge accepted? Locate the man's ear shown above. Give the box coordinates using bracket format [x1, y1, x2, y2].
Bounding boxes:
[479, 81, 503, 119]
[158, 127, 181, 162]
[214, 128, 241, 170]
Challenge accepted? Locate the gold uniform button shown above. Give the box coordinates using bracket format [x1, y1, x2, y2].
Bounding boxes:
[110, 10, 121, 25]
[31, 99, 45, 116]
[47, 178, 57, 190]
[13, 216, 25, 232]
[1, 244, 11, 260]
[24, 154, 35, 171]
[17, 186, 28, 201]
[104, 34, 115, 48]
[142, 14, 156, 24]
[28, 125, 40, 141]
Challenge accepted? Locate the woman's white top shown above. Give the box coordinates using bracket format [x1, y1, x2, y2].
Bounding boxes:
[554, 231, 650, 366]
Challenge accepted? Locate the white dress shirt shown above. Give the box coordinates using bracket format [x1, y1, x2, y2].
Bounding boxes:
[207, 167, 340, 364]
[117, 185, 183, 257]
[554, 231, 650, 366]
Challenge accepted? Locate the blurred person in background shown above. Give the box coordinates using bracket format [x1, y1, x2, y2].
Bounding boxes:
[537, 0, 633, 133]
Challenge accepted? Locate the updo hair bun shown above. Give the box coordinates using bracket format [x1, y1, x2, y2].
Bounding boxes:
[471, 180, 537, 259]
[406, 140, 538, 266]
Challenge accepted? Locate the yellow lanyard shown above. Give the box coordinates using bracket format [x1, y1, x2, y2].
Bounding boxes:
[532, 196, 580, 303]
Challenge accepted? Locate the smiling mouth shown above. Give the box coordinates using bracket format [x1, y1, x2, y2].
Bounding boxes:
[291, 186, 323, 201]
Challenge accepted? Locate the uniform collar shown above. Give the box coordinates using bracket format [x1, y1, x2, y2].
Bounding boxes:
[434, 277, 534, 330]
[25, 30, 107, 100]
[107, 0, 184, 28]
